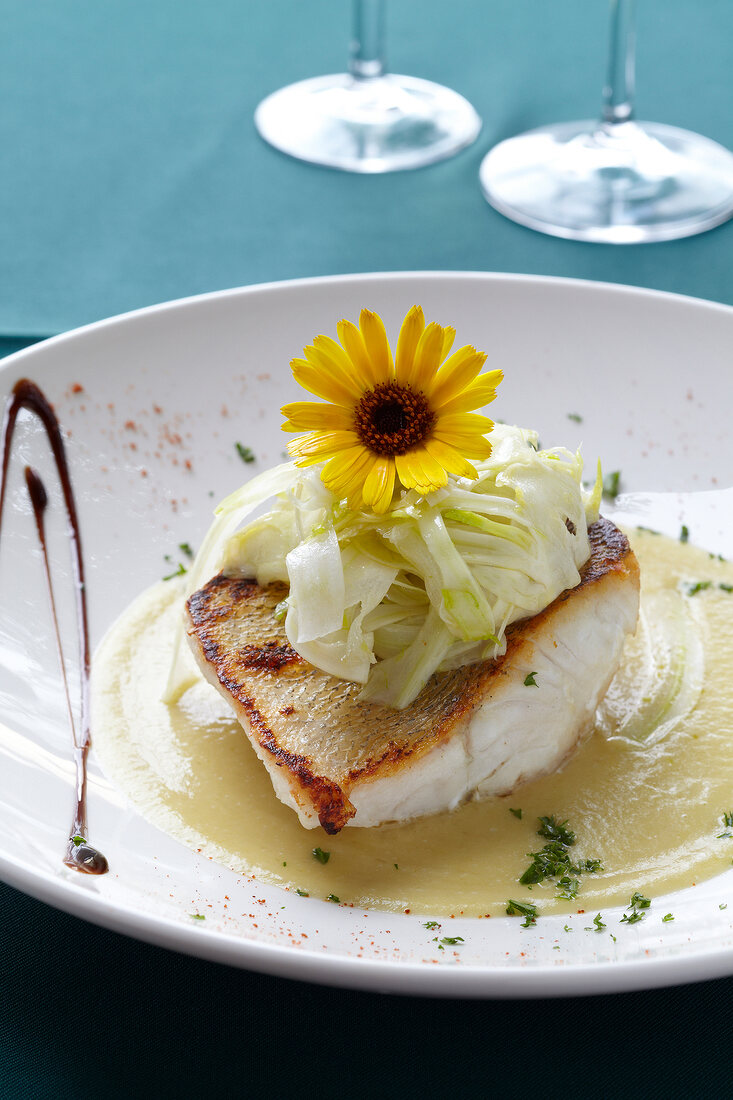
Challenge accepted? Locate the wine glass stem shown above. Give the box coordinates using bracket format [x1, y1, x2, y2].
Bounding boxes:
[350, 0, 386, 81]
[602, 0, 636, 126]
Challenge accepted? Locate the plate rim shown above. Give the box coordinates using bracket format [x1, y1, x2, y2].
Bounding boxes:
[2, 270, 733, 998]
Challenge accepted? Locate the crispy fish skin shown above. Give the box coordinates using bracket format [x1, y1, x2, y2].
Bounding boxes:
[185, 517, 639, 833]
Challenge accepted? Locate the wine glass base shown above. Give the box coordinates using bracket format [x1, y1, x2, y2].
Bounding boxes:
[255, 73, 481, 173]
[480, 120, 733, 243]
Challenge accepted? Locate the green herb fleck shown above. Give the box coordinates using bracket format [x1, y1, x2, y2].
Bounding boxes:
[680, 524, 690, 543]
[621, 892, 651, 925]
[602, 471, 621, 500]
[629, 892, 651, 909]
[235, 442, 256, 463]
[312, 847, 330, 864]
[610, 933, 617, 943]
[295, 888, 309, 897]
[394, 863, 399, 870]
[563, 924, 572, 933]
[567, 413, 583, 423]
[592, 913, 606, 932]
[621, 910, 644, 925]
[662, 913, 675, 923]
[190, 913, 205, 921]
[326, 894, 340, 904]
[282, 861, 287, 866]
[537, 815, 576, 846]
[719, 903, 728, 911]
[162, 561, 187, 581]
[423, 921, 441, 930]
[722, 812, 733, 827]
[178, 542, 194, 559]
[506, 899, 538, 926]
[686, 580, 712, 596]
[509, 807, 523, 820]
[719, 583, 733, 593]
[71, 835, 86, 847]
[523, 671, 538, 687]
[439, 936, 465, 947]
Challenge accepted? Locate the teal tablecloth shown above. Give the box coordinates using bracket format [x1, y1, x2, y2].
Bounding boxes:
[1, 0, 733, 337]
[2, 1, 733, 1095]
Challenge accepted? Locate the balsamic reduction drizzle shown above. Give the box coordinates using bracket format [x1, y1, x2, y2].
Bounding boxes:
[0, 379, 108, 875]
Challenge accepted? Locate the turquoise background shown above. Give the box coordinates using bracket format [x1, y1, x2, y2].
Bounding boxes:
[1, 1, 733, 1095]
[1, 0, 732, 337]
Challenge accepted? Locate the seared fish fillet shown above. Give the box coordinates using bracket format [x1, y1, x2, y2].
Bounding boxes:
[185, 518, 639, 833]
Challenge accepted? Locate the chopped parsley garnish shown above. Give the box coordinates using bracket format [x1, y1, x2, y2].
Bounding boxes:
[71, 835, 86, 847]
[394, 863, 399, 870]
[312, 847, 330, 864]
[537, 815, 576, 846]
[563, 924, 572, 933]
[235, 442, 256, 463]
[423, 921, 441, 930]
[326, 894, 340, 903]
[621, 892, 651, 924]
[295, 888, 309, 897]
[509, 807, 523, 820]
[602, 471, 621, 500]
[162, 561, 187, 581]
[523, 671, 539, 687]
[723, 812, 733, 827]
[592, 913, 606, 932]
[190, 913, 206, 920]
[662, 913, 675, 922]
[506, 899, 538, 927]
[686, 580, 712, 596]
[518, 816, 602, 900]
[179, 542, 194, 558]
[567, 413, 583, 423]
[716, 811, 733, 838]
[273, 598, 288, 622]
[719, 583, 733, 593]
[680, 524, 690, 543]
[438, 936, 464, 946]
[719, 903, 728, 911]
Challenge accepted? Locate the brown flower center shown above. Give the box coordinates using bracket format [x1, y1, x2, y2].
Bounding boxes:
[353, 382, 435, 457]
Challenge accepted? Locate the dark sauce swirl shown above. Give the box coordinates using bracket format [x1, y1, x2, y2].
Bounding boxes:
[1, 379, 108, 875]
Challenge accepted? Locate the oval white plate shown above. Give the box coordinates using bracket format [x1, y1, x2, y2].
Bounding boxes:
[1, 272, 732, 998]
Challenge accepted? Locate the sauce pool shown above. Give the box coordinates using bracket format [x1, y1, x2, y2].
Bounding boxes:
[91, 529, 733, 915]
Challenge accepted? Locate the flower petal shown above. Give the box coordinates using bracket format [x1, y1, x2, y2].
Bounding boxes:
[337, 319, 382, 387]
[435, 412, 495, 436]
[423, 438, 478, 480]
[432, 430, 493, 460]
[287, 429, 359, 459]
[435, 371, 503, 416]
[291, 359, 361, 407]
[322, 446, 374, 495]
[302, 343, 364, 400]
[362, 456, 396, 514]
[359, 310, 394, 383]
[441, 326, 456, 362]
[430, 347, 487, 408]
[280, 401, 354, 431]
[394, 305, 425, 384]
[395, 448, 447, 493]
[409, 323, 446, 390]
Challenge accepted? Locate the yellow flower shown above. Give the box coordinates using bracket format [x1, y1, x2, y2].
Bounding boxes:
[281, 306, 503, 514]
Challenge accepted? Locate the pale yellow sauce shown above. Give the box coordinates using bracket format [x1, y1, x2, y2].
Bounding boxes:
[91, 531, 733, 916]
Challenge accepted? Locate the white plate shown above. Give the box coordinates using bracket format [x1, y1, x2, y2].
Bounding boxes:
[1, 272, 732, 998]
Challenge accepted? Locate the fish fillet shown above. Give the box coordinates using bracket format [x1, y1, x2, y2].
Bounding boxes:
[185, 517, 639, 833]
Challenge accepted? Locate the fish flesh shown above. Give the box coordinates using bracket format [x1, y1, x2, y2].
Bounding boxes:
[185, 517, 639, 833]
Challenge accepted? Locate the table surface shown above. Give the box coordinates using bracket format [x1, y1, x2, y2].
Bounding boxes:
[2, 1, 733, 1094]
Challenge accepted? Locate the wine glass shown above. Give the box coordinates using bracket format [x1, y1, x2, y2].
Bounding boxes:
[254, 0, 481, 173]
[479, 0, 733, 243]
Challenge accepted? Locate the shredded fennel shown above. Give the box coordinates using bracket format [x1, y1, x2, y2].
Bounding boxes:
[166, 425, 602, 709]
